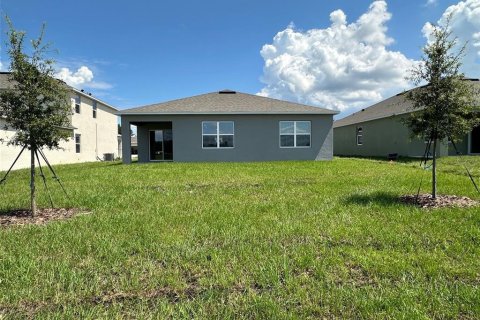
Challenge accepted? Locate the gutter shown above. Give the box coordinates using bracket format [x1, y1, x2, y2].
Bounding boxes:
[72, 88, 119, 112]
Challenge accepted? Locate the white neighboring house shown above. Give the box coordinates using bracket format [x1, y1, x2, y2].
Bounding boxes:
[0, 72, 119, 172]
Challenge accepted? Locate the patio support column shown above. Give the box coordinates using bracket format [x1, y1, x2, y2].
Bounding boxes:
[121, 118, 132, 164]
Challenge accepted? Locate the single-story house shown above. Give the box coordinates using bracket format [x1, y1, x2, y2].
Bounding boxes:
[0, 72, 119, 172]
[119, 90, 338, 163]
[333, 80, 480, 158]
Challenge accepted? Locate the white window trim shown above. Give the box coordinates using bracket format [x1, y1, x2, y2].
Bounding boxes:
[75, 133, 81, 153]
[279, 121, 311, 149]
[92, 101, 97, 119]
[74, 95, 81, 114]
[356, 127, 363, 146]
[202, 121, 235, 149]
[356, 134, 363, 146]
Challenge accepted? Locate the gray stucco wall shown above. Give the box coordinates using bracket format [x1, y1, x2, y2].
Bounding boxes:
[333, 115, 449, 158]
[121, 114, 334, 162]
[448, 134, 469, 155]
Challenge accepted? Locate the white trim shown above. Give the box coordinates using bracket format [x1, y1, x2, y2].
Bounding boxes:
[74, 133, 81, 153]
[201, 121, 235, 149]
[279, 121, 312, 148]
[72, 88, 118, 112]
[356, 135, 363, 146]
[356, 126, 363, 146]
[92, 100, 97, 119]
[74, 94, 81, 114]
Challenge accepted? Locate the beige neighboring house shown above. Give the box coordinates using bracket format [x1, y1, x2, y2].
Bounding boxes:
[0, 72, 119, 172]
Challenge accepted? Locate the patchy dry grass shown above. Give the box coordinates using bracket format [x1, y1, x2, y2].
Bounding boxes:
[0, 157, 479, 319]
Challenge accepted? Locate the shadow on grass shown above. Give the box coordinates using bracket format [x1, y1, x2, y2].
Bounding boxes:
[335, 155, 420, 164]
[344, 192, 401, 206]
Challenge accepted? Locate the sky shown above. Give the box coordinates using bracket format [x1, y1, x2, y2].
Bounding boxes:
[1, 0, 479, 118]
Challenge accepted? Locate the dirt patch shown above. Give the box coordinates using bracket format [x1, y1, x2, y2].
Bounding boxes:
[91, 287, 189, 306]
[400, 194, 478, 209]
[0, 208, 90, 228]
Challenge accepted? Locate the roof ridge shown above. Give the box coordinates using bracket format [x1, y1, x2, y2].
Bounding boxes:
[120, 90, 338, 114]
[236, 91, 337, 113]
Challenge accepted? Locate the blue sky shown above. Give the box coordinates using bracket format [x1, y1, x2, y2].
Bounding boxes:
[1, 0, 478, 117]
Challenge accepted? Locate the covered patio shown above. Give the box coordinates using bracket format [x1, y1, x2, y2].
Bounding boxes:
[121, 120, 173, 163]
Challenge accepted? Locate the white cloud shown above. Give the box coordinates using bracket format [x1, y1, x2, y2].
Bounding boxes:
[258, 1, 415, 112]
[55, 66, 93, 87]
[422, 0, 480, 78]
[426, 0, 438, 6]
[54, 65, 113, 90]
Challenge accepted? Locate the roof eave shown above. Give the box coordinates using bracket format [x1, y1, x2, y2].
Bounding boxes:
[333, 109, 413, 128]
[71, 88, 119, 112]
[118, 111, 338, 116]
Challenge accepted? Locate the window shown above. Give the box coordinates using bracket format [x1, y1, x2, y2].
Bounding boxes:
[74, 95, 81, 113]
[75, 134, 81, 153]
[202, 121, 234, 148]
[279, 121, 311, 148]
[92, 101, 97, 118]
[356, 126, 363, 146]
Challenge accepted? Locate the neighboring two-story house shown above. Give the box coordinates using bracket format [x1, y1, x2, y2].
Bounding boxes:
[0, 72, 119, 171]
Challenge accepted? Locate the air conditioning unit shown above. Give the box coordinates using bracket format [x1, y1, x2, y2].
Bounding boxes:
[103, 153, 115, 161]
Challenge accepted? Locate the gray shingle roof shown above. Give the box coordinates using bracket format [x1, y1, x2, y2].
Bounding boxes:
[118, 90, 338, 115]
[0, 72, 118, 111]
[333, 93, 414, 128]
[0, 72, 15, 89]
[334, 79, 480, 128]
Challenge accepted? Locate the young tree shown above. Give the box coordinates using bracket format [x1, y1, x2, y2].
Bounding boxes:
[404, 19, 480, 199]
[0, 19, 72, 215]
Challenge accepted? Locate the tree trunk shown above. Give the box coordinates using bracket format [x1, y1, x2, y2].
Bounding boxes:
[432, 138, 437, 199]
[30, 147, 37, 216]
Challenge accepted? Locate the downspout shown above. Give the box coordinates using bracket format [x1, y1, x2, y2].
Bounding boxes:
[95, 123, 98, 159]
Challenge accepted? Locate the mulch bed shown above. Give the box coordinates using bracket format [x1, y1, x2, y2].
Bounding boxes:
[400, 194, 479, 209]
[0, 208, 90, 228]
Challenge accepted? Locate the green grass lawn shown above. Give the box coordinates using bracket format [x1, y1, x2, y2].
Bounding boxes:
[0, 157, 479, 319]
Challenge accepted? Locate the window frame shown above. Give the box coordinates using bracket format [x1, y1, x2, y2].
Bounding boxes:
[149, 130, 164, 161]
[356, 126, 363, 146]
[75, 133, 81, 153]
[92, 100, 97, 118]
[74, 95, 81, 114]
[201, 121, 235, 149]
[279, 121, 311, 149]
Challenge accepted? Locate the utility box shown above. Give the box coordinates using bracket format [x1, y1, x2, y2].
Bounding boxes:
[103, 153, 115, 161]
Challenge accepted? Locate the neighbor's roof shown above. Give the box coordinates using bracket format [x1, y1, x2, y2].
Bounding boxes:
[333, 93, 414, 128]
[334, 79, 480, 128]
[0, 72, 118, 112]
[118, 90, 338, 115]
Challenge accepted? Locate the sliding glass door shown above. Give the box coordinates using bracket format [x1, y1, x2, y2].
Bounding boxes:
[149, 129, 173, 161]
[471, 125, 480, 154]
